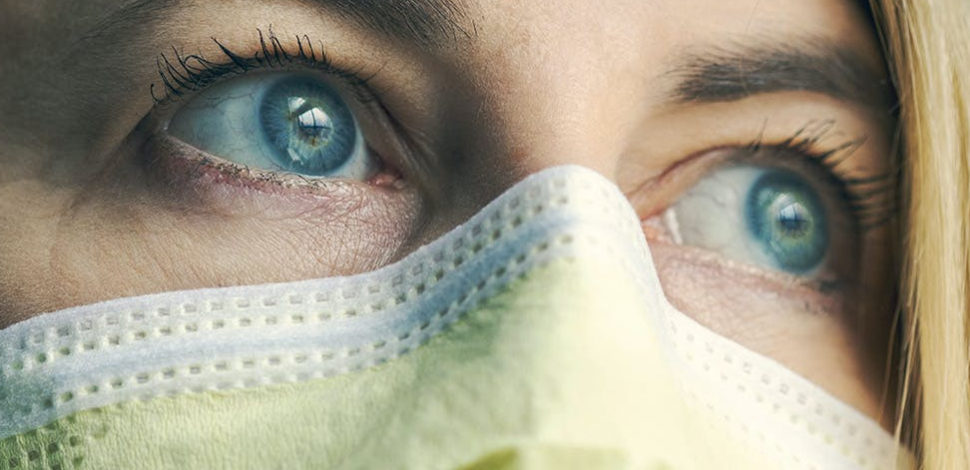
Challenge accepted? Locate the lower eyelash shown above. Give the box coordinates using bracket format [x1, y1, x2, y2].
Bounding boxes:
[151, 29, 375, 106]
[746, 119, 897, 231]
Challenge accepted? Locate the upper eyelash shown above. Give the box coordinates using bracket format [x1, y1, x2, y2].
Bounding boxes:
[747, 120, 897, 231]
[151, 29, 377, 106]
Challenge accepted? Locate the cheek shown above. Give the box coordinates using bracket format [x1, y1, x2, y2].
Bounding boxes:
[0, 148, 425, 325]
[648, 241, 885, 422]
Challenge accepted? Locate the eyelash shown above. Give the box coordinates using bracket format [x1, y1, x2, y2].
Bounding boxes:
[744, 122, 896, 231]
[149, 30, 896, 231]
[151, 29, 376, 106]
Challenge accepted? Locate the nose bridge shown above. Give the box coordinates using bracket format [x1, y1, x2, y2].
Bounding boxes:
[439, 15, 649, 205]
[475, 76, 635, 185]
[435, 104, 636, 232]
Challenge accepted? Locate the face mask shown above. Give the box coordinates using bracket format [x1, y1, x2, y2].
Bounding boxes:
[0, 166, 910, 470]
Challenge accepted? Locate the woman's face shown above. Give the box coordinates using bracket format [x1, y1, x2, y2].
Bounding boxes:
[0, 0, 896, 423]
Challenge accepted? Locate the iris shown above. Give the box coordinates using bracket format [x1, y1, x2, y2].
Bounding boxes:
[168, 73, 374, 180]
[259, 77, 360, 176]
[745, 170, 828, 273]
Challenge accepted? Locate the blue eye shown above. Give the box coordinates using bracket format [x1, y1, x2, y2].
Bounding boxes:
[167, 74, 376, 179]
[745, 170, 828, 273]
[670, 165, 831, 276]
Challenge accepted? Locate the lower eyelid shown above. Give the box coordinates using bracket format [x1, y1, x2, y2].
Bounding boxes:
[645, 235, 845, 306]
[139, 132, 418, 219]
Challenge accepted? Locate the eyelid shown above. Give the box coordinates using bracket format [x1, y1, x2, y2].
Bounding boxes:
[625, 122, 890, 230]
[145, 30, 437, 185]
[146, 30, 447, 196]
[150, 30, 379, 109]
[636, 143, 866, 285]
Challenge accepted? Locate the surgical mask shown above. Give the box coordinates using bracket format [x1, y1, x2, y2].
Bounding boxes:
[0, 165, 911, 469]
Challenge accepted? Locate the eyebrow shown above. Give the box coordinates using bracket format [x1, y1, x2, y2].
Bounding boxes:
[665, 41, 896, 109]
[83, 4, 892, 113]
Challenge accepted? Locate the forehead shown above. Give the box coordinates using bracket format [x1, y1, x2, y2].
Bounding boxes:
[465, 0, 872, 42]
[454, 0, 880, 74]
[3, 0, 877, 56]
[0, 0, 886, 153]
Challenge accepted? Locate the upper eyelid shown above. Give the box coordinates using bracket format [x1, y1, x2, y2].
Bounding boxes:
[627, 124, 891, 234]
[743, 122, 897, 231]
[150, 30, 378, 107]
[147, 30, 444, 192]
[730, 147, 894, 235]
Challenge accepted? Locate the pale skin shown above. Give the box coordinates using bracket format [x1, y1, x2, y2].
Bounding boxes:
[0, 0, 897, 425]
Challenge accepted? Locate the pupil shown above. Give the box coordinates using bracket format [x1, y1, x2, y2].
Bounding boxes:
[289, 98, 334, 146]
[259, 76, 359, 176]
[745, 169, 828, 273]
[775, 200, 810, 236]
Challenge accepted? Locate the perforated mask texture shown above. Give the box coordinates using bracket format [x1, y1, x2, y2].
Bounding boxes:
[0, 166, 909, 470]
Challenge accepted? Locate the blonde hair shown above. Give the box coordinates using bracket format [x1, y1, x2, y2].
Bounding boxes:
[873, 0, 970, 468]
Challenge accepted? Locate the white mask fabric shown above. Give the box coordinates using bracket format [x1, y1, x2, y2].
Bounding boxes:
[0, 165, 911, 469]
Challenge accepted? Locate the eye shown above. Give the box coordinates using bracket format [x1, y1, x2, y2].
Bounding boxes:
[167, 73, 376, 180]
[745, 170, 828, 272]
[670, 165, 831, 276]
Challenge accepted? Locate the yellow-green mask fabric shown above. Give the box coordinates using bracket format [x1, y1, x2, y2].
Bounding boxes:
[0, 166, 911, 469]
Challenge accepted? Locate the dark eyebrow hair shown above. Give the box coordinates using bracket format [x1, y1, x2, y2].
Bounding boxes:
[666, 40, 896, 109]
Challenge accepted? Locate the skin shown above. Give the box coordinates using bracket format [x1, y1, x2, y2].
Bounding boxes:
[0, 0, 897, 425]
